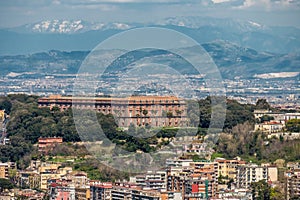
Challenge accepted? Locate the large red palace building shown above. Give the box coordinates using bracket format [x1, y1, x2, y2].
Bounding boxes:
[38, 95, 188, 127]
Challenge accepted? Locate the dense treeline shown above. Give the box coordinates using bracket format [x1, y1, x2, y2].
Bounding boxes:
[286, 119, 300, 132]
[6, 96, 80, 143]
[0, 95, 79, 164]
[0, 96, 12, 113]
[187, 97, 255, 130]
[216, 122, 300, 163]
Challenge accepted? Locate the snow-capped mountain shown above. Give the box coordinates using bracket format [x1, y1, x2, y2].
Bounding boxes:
[9, 16, 268, 34]
[10, 20, 134, 34]
[159, 16, 268, 33]
[1, 16, 300, 55]
[32, 20, 86, 33]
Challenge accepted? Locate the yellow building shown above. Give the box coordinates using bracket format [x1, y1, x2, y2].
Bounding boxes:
[255, 121, 284, 133]
[64, 171, 90, 200]
[215, 158, 246, 179]
[39, 163, 62, 190]
[0, 163, 9, 179]
[38, 163, 76, 190]
[40, 173, 61, 190]
[18, 171, 40, 189]
[75, 187, 91, 200]
[0, 110, 4, 123]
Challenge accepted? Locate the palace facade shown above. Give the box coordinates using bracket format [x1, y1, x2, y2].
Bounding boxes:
[38, 95, 188, 127]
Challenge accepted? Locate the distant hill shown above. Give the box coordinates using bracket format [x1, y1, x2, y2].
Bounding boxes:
[0, 40, 299, 79]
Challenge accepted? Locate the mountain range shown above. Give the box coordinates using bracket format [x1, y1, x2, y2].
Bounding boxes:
[1, 40, 299, 79]
[1, 16, 300, 55]
[8, 19, 134, 34]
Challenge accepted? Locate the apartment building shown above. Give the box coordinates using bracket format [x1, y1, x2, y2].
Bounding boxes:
[0, 163, 9, 179]
[166, 166, 189, 195]
[160, 191, 182, 200]
[166, 160, 219, 199]
[286, 168, 300, 200]
[49, 179, 76, 200]
[131, 170, 167, 190]
[39, 163, 73, 190]
[215, 158, 246, 179]
[90, 181, 112, 200]
[17, 170, 40, 189]
[111, 183, 162, 200]
[254, 110, 284, 121]
[284, 113, 300, 121]
[236, 164, 278, 189]
[182, 142, 208, 155]
[38, 137, 63, 152]
[254, 109, 300, 124]
[64, 171, 90, 200]
[165, 159, 193, 168]
[254, 121, 284, 133]
[189, 161, 219, 198]
[0, 162, 16, 179]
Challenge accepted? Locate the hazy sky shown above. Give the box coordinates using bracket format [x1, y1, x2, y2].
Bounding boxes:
[0, 0, 300, 28]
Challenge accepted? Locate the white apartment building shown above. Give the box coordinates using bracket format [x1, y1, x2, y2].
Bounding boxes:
[131, 170, 167, 190]
[236, 164, 278, 189]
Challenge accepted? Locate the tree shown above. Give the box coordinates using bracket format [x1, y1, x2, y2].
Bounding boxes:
[251, 180, 270, 200]
[259, 115, 274, 123]
[0, 98, 12, 113]
[286, 119, 300, 132]
[0, 178, 14, 192]
[270, 186, 285, 200]
[128, 123, 136, 135]
[187, 97, 255, 130]
[142, 109, 148, 116]
[227, 178, 234, 189]
[256, 99, 271, 110]
[145, 123, 151, 130]
[175, 110, 182, 116]
[166, 111, 173, 118]
[8, 168, 17, 183]
[192, 155, 206, 162]
[137, 127, 146, 138]
[290, 196, 300, 200]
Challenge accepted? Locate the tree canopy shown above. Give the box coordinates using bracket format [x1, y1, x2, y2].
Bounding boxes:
[286, 119, 300, 132]
[256, 99, 272, 110]
[187, 97, 255, 130]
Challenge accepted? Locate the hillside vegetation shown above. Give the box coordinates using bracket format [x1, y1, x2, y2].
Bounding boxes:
[0, 94, 299, 174]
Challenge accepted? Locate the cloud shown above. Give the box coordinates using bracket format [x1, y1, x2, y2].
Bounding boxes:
[60, 0, 189, 4]
[234, 0, 300, 10]
[52, 0, 61, 5]
[211, 0, 234, 4]
[71, 3, 117, 11]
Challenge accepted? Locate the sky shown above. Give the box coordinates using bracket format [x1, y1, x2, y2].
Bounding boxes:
[0, 0, 300, 28]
